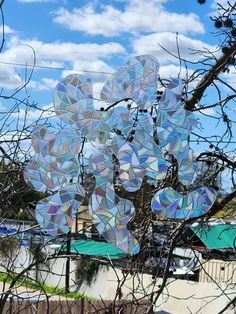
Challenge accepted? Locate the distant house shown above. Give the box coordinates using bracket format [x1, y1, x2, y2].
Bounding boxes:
[183, 223, 236, 258]
[71, 206, 92, 235]
[184, 223, 236, 284]
[199, 259, 236, 284]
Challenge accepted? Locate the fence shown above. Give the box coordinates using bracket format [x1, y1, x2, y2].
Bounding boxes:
[199, 259, 236, 284]
[2, 298, 151, 313]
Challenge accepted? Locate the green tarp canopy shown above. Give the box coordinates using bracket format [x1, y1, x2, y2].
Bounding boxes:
[61, 240, 126, 259]
[190, 224, 236, 249]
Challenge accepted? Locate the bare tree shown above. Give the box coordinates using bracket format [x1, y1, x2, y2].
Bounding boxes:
[0, 1, 235, 314]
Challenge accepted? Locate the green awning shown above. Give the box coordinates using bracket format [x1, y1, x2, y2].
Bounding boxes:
[62, 240, 126, 259]
[190, 224, 236, 249]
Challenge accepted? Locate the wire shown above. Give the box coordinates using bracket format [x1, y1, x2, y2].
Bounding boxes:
[190, 140, 236, 144]
[0, 60, 114, 75]
[1, 60, 236, 83]
[2, 59, 235, 82]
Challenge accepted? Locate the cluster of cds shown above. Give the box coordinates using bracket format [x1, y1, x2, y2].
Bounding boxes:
[24, 55, 217, 255]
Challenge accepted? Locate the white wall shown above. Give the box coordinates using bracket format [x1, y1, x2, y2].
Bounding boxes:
[0, 245, 77, 290]
[0, 245, 235, 314]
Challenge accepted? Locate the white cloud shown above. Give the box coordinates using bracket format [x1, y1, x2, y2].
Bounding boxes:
[0, 103, 55, 156]
[219, 70, 236, 90]
[154, 63, 201, 94]
[52, 0, 204, 37]
[0, 25, 16, 34]
[28, 78, 59, 91]
[0, 64, 22, 89]
[27, 81, 46, 91]
[210, 0, 231, 16]
[26, 80, 46, 91]
[0, 36, 124, 90]
[61, 59, 113, 83]
[41, 77, 58, 89]
[195, 107, 216, 116]
[4, 36, 125, 65]
[42, 77, 58, 89]
[211, 0, 229, 9]
[132, 32, 216, 63]
[11, 103, 56, 123]
[158, 64, 186, 78]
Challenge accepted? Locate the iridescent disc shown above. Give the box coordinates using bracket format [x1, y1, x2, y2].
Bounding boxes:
[89, 150, 140, 254]
[24, 55, 217, 254]
[101, 55, 159, 109]
[36, 183, 85, 236]
[54, 74, 93, 124]
[152, 187, 217, 219]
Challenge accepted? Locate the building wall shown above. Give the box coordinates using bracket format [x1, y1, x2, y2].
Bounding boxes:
[71, 206, 92, 234]
[199, 259, 236, 284]
[0, 247, 235, 313]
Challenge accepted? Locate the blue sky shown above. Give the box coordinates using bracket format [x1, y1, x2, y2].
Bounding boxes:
[0, 0, 235, 165]
[1, 0, 226, 99]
